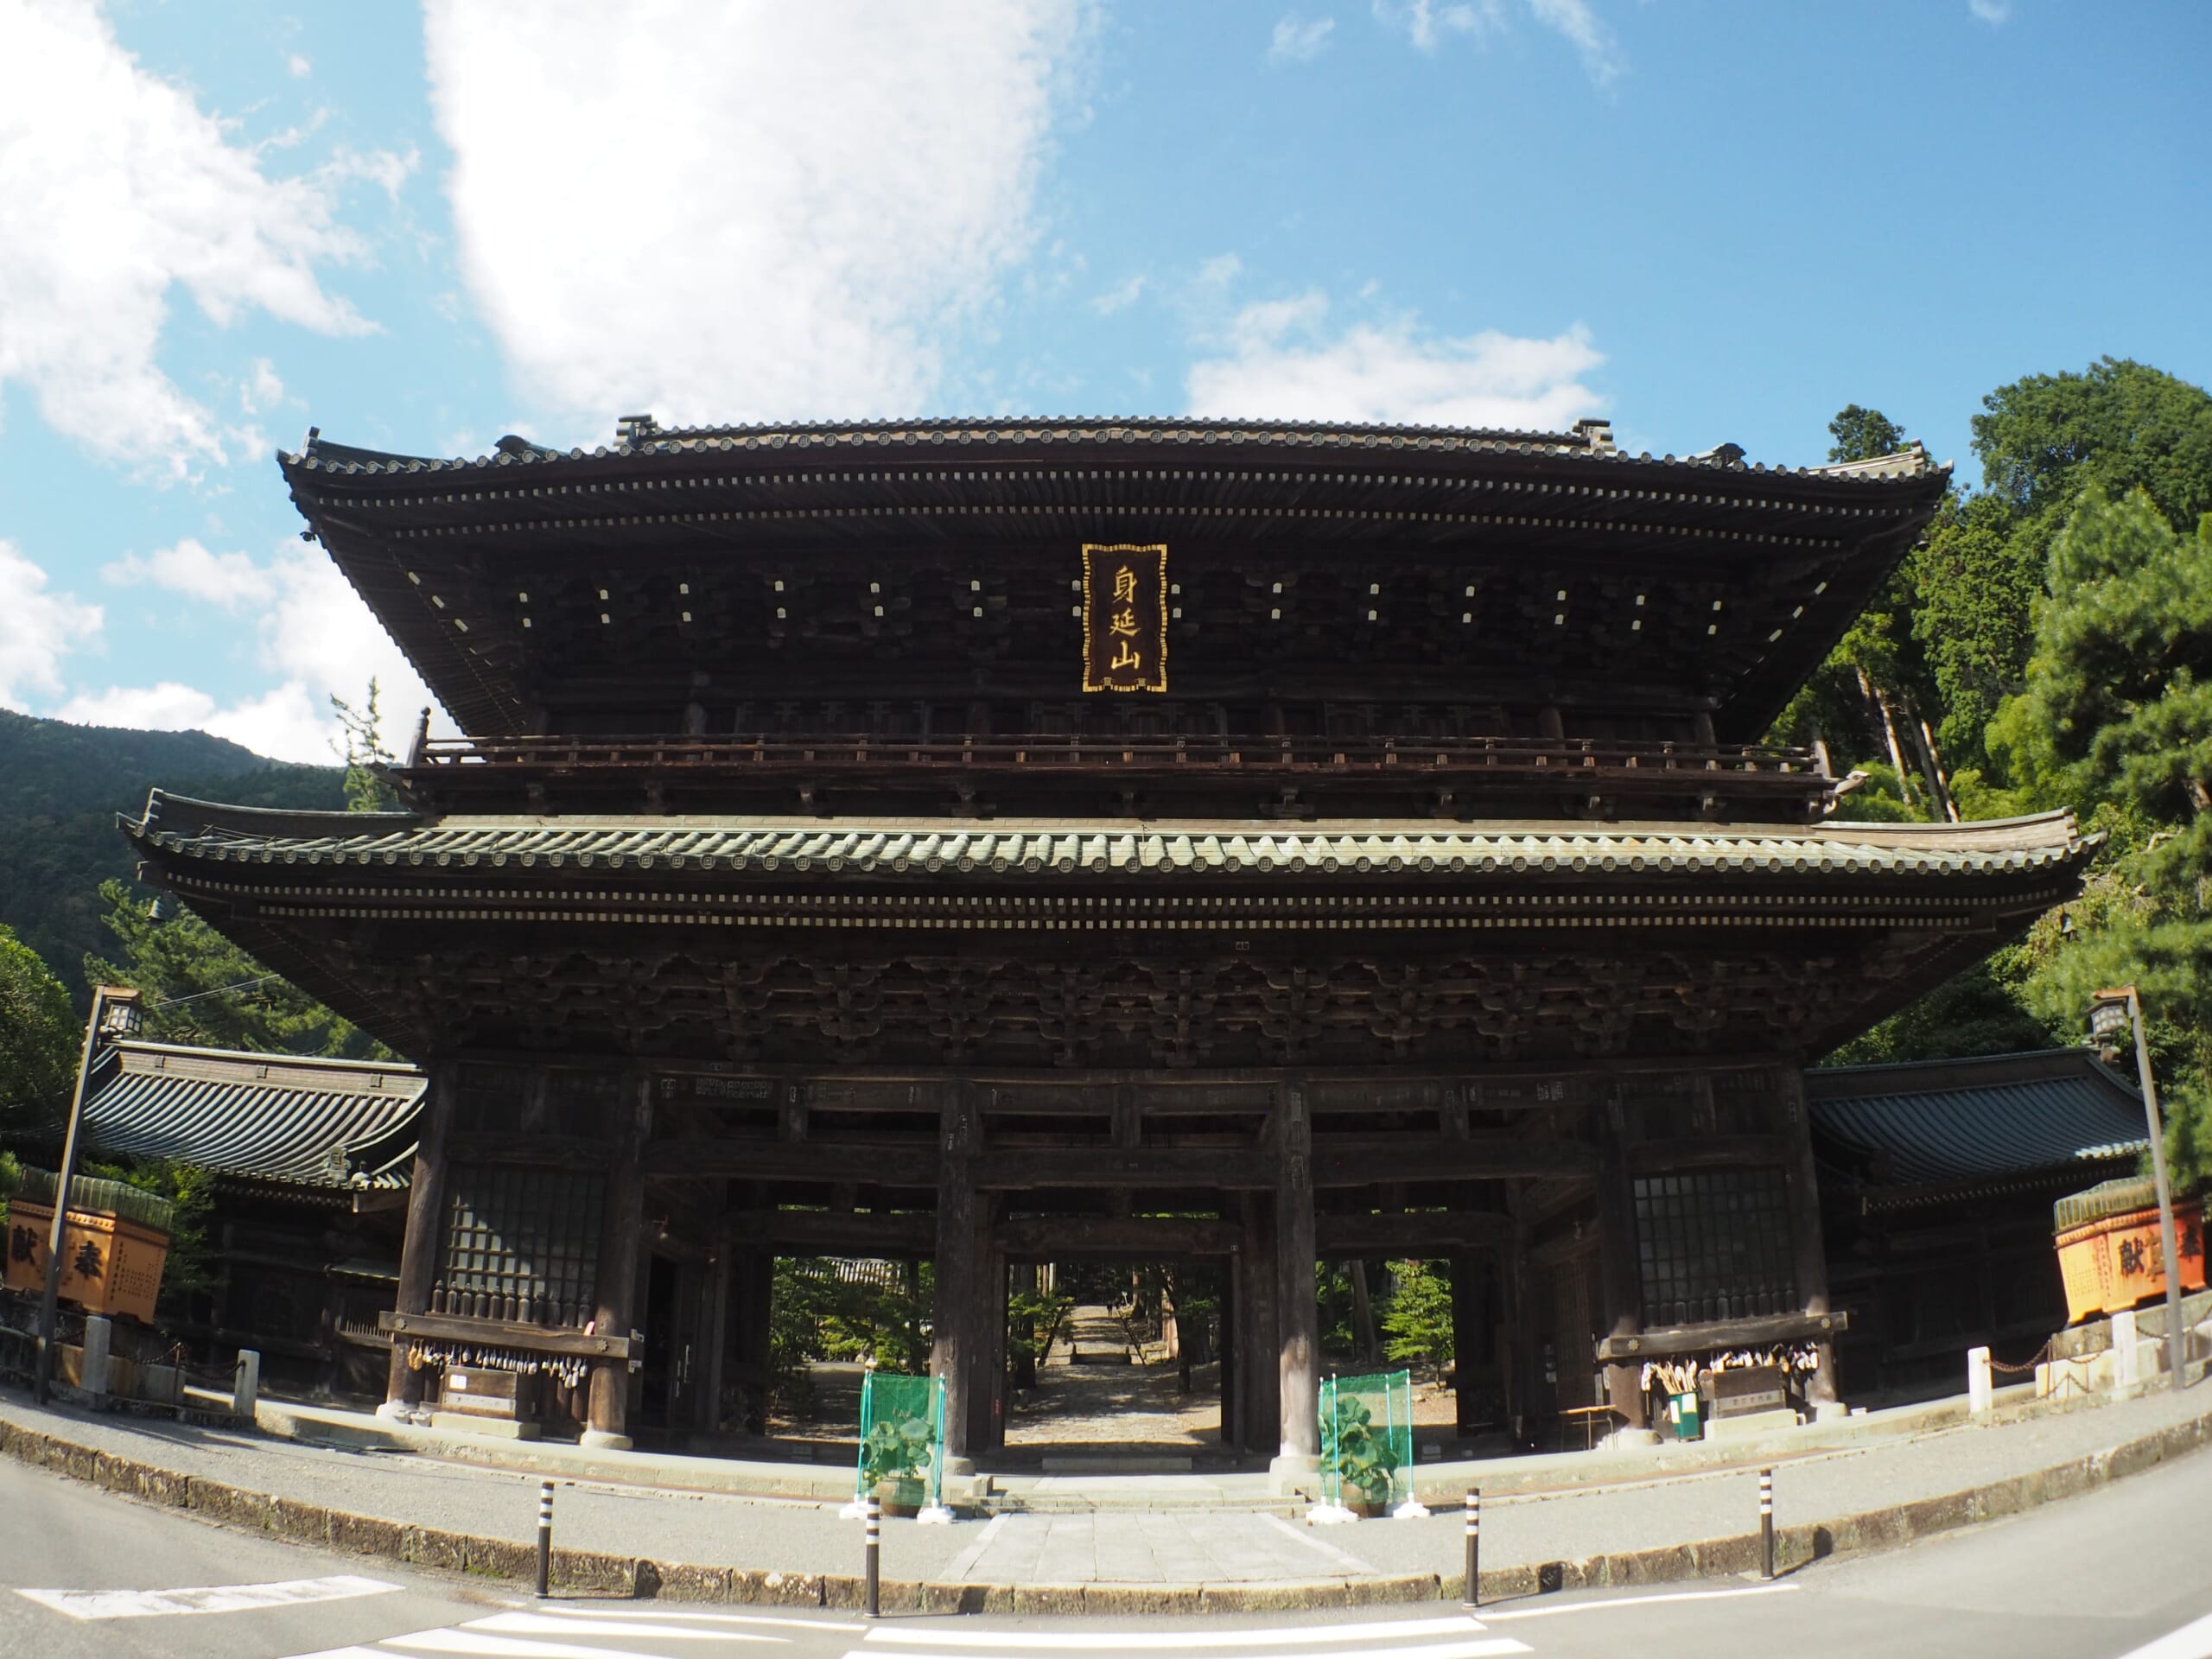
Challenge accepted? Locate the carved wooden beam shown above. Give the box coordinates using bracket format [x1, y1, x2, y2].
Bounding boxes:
[994, 1215, 1242, 1256]
[1592, 1309, 1848, 1363]
[1311, 1136, 1597, 1186]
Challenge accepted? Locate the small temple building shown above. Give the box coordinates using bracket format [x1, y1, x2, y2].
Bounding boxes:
[123, 415, 2092, 1469]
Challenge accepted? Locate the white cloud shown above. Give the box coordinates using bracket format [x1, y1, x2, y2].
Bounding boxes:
[1090, 274, 1148, 315]
[1375, 0, 1621, 85]
[242, 358, 288, 416]
[286, 52, 312, 77]
[1186, 293, 1604, 429]
[1269, 14, 1336, 63]
[102, 537, 278, 610]
[0, 540, 102, 710]
[62, 543, 448, 763]
[1527, 0, 1623, 86]
[1374, 0, 1503, 53]
[422, 0, 1083, 427]
[1967, 0, 2010, 22]
[54, 680, 218, 731]
[0, 0, 380, 479]
[1197, 252, 1244, 289]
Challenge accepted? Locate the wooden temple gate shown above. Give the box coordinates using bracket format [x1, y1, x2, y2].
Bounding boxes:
[124, 414, 2085, 1473]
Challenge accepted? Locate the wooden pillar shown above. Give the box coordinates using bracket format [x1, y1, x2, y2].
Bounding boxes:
[1500, 1200, 1532, 1438]
[585, 1069, 650, 1449]
[1274, 1082, 1319, 1474]
[962, 1198, 1003, 1455]
[1594, 1084, 1649, 1433]
[381, 1060, 456, 1417]
[1777, 1064, 1840, 1406]
[1218, 1256, 1239, 1446]
[1451, 1250, 1485, 1437]
[933, 1083, 980, 1471]
[1239, 1194, 1279, 1455]
[732, 1248, 773, 1433]
[698, 1247, 732, 1433]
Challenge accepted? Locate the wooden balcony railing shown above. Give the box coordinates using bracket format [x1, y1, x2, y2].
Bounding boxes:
[407, 732, 1822, 780]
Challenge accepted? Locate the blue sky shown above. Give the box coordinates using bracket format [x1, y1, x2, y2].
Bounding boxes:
[1, 0, 2207, 761]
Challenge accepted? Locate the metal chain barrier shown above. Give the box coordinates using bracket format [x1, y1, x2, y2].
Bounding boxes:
[1988, 1338, 2054, 1376]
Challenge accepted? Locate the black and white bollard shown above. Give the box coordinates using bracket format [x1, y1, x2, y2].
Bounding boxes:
[863, 1494, 881, 1618]
[535, 1480, 554, 1599]
[1758, 1467, 1775, 1580]
[1462, 1488, 1480, 1608]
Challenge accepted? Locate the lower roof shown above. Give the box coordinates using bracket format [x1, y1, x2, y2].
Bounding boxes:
[66, 1039, 425, 1194]
[129, 797, 2086, 880]
[1806, 1048, 2146, 1210]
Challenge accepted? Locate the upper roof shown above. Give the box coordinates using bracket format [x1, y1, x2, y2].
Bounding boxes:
[68, 1039, 425, 1194]
[1806, 1047, 2146, 1210]
[276, 416, 1950, 742]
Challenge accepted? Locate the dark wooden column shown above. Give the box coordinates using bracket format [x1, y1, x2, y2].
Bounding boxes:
[1451, 1250, 1485, 1438]
[698, 1243, 732, 1435]
[1593, 1083, 1649, 1433]
[731, 1247, 773, 1433]
[1500, 1198, 1532, 1438]
[961, 1196, 1004, 1455]
[1777, 1063, 1841, 1408]
[933, 1083, 981, 1471]
[1273, 1081, 1319, 1475]
[1238, 1193, 1279, 1456]
[584, 1068, 650, 1448]
[1217, 1259, 1239, 1446]
[381, 1059, 456, 1417]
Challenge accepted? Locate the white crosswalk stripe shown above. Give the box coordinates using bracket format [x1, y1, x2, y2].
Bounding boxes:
[279, 1604, 1528, 1659]
[18, 1573, 401, 1620]
[859, 1614, 1514, 1649]
[851, 1612, 1530, 1659]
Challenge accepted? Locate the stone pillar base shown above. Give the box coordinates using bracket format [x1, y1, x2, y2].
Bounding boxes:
[580, 1428, 634, 1452]
[1813, 1397, 1850, 1423]
[374, 1399, 415, 1422]
[1602, 1427, 1662, 1450]
[1268, 1451, 1322, 1497]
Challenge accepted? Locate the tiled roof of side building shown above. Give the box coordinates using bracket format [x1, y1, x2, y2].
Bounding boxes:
[282, 416, 1944, 482]
[1805, 1047, 2148, 1200]
[124, 797, 2089, 880]
[66, 1039, 425, 1193]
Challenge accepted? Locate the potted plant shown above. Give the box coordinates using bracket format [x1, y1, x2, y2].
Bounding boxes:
[859, 1415, 934, 1516]
[1323, 1393, 1402, 1518]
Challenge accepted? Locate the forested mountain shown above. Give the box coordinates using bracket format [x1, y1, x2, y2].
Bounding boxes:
[0, 710, 345, 1003]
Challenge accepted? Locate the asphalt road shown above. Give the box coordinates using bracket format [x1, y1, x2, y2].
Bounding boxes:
[5, 1446, 2210, 1659]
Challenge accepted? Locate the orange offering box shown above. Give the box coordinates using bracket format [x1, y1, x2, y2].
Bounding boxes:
[3, 1171, 172, 1324]
[2054, 1177, 2206, 1325]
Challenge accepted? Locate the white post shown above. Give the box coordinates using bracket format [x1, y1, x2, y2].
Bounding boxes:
[2113, 1310, 2140, 1389]
[232, 1348, 262, 1419]
[80, 1316, 112, 1408]
[1967, 1344, 1993, 1414]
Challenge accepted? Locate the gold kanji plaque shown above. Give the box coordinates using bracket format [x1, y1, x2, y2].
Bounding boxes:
[1081, 543, 1168, 694]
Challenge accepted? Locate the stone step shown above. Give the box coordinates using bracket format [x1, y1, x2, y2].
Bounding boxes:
[1038, 1454, 1193, 1474]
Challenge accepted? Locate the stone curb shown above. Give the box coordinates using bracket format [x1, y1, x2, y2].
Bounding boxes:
[3, 1405, 2208, 1613]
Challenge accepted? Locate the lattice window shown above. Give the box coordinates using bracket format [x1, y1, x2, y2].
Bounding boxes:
[1634, 1168, 1797, 1327]
[433, 1166, 604, 1327]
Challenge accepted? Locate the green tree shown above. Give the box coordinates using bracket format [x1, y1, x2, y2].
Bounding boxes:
[83, 879, 389, 1059]
[332, 679, 403, 814]
[0, 925, 78, 1127]
[1995, 490, 2212, 1186]
[1380, 1259, 1454, 1382]
[1827, 404, 1911, 465]
[1771, 404, 1951, 817]
[1929, 359, 2212, 786]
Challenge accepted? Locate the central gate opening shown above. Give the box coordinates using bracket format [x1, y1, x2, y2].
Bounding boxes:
[1000, 1257, 1231, 1467]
